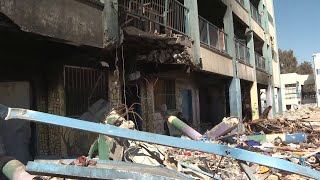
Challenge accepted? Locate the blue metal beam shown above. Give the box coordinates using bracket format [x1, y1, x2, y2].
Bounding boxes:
[2, 107, 320, 179]
[26, 160, 192, 180]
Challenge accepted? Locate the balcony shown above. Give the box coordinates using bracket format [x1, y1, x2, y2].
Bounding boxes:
[250, 3, 262, 28]
[234, 38, 250, 65]
[255, 52, 266, 71]
[199, 16, 228, 54]
[121, 0, 190, 35]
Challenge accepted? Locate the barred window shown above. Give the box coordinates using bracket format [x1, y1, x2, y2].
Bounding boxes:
[64, 65, 108, 117]
[154, 79, 176, 111]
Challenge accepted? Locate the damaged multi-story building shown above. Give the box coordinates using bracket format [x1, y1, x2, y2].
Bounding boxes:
[0, 0, 282, 162]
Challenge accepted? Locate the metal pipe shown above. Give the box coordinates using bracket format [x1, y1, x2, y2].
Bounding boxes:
[167, 116, 202, 140]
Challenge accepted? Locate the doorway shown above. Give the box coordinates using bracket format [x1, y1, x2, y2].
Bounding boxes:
[181, 89, 193, 125]
[0, 81, 32, 164]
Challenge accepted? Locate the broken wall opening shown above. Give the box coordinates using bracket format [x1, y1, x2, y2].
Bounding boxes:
[241, 80, 253, 121]
[197, 72, 231, 133]
[258, 84, 268, 116]
[233, 14, 249, 41]
[233, 14, 250, 63]
[124, 82, 142, 130]
[197, 0, 226, 30]
[136, 68, 199, 134]
[253, 35, 264, 56]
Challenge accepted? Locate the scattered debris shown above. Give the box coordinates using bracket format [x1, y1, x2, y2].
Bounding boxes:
[69, 156, 97, 167]
[124, 26, 198, 69]
[2, 103, 320, 179]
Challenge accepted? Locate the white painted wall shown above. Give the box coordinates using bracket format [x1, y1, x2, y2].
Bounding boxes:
[280, 73, 315, 110]
[313, 53, 320, 107]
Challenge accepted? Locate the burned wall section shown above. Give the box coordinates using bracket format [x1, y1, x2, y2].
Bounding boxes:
[196, 73, 232, 133]
[138, 73, 200, 134]
[176, 78, 200, 130]
[123, 27, 196, 67]
[0, 0, 104, 47]
[0, 28, 112, 158]
[241, 80, 253, 121]
[118, 5, 200, 133]
[47, 63, 65, 156]
[140, 78, 155, 132]
[108, 71, 122, 108]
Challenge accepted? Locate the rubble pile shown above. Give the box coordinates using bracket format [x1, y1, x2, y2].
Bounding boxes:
[80, 105, 319, 179]
[70, 105, 320, 179]
[135, 34, 195, 67]
[247, 104, 320, 135]
[23, 104, 320, 179]
[123, 26, 197, 69]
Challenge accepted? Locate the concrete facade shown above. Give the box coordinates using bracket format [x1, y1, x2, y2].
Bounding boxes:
[196, 0, 281, 119]
[0, 0, 281, 160]
[280, 73, 315, 111]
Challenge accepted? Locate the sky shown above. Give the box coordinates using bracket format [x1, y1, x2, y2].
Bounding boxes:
[274, 0, 320, 63]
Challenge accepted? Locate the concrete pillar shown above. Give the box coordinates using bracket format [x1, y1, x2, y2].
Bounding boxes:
[266, 84, 274, 118]
[262, 0, 276, 118]
[102, 0, 119, 48]
[246, 1, 259, 120]
[223, 4, 242, 121]
[247, 32, 259, 119]
[184, 0, 201, 65]
[277, 88, 283, 114]
[250, 82, 259, 119]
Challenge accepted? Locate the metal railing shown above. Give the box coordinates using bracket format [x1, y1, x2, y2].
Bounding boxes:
[122, 0, 190, 35]
[64, 65, 108, 117]
[236, 0, 245, 8]
[199, 16, 228, 53]
[255, 52, 266, 71]
[250, 3, 262, 27]
[234, 38, 250, 64]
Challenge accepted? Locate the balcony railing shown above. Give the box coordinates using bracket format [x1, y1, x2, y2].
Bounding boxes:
[255, 52, 266, 71]
[199, 16, 228, 53]
[236, 0, 245, 8]
[250, 3, 262, 27]
[122, 0, 190, 35]
[234, 38, 250, 64]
